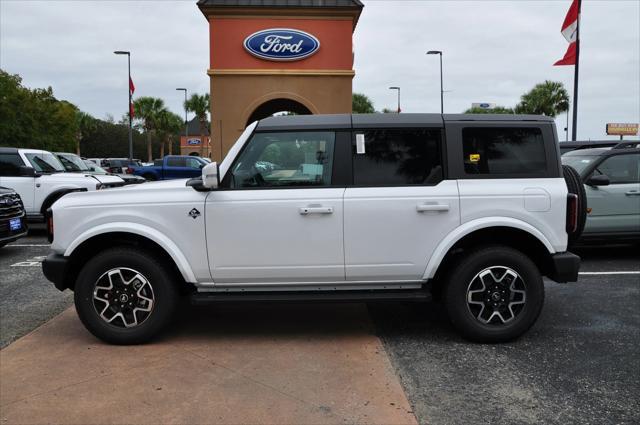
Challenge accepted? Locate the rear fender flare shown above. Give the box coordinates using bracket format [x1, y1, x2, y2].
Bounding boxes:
[422, 217, 556, 280]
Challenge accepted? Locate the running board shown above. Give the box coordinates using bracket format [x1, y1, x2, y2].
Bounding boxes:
[190, 289, 431, 305]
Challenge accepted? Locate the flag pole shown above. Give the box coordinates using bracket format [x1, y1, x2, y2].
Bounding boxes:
[571, 0, 582, 141]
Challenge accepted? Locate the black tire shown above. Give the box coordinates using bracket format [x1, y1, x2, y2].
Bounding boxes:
[143, 174, 157, 181]
[563, 164, 587, 246]
[0, 242, 7, 249]
[444, 246, 544, 343]
[74, 247, 178, 345]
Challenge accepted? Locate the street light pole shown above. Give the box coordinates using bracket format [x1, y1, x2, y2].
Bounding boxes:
[114, 51, 133, 160]
[427, 51, 444, 114]
[389, 86, 401, 113]
[176, 88, 188, 151]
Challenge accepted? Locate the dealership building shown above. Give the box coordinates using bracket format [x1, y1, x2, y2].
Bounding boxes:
[190, 0, 364, 160]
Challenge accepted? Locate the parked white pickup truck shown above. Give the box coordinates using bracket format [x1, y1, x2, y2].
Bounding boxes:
[42, 114, 582, 344]
[0, 148, 124, 222]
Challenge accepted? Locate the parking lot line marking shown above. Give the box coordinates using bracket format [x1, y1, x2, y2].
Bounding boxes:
[579, 271, 640, 275]
[6, 244, 51, 247]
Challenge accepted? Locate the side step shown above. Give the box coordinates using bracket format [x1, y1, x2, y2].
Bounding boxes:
[190, 289, 431, 305]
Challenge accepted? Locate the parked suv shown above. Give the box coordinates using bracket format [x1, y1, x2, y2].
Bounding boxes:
[0, 186, 28, 248]
[562, 141, 640, 241]
[0, 148, 109, 222]
[43, 114, 582, 344]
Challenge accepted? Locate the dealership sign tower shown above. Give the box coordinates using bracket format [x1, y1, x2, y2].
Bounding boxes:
[197, 0, 364, 161]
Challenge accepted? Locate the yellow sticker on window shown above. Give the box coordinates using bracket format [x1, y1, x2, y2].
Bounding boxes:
[469, 154, 480, 163]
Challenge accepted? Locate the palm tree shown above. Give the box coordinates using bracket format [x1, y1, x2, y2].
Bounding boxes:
[133, 96, 165, 161]
[156, 109, 183, 157]
[184, 93, 210, 157]
[515, 81, 569, 117]
[73, 110, 96, 156]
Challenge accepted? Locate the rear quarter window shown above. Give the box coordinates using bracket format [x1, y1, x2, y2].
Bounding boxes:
[462, 127, 546, 175]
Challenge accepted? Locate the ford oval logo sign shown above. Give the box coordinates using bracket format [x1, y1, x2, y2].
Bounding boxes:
[244, 28, 320, 62]
[187, 138, 201, 146]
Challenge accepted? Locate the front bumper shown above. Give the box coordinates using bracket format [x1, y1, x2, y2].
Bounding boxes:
[0, 215, 28, 244]
[548, 252, 581, 283]
[42, 253, 71, 291]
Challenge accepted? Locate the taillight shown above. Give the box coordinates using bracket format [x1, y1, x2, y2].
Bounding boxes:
[46, 209, 54, 243]
[566, 194, 578, 233]
[125, 167, 134, 174]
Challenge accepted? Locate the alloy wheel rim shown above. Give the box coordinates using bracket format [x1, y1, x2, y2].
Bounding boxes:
[466, 266, 527, 325]
[92, 267, 155, 328]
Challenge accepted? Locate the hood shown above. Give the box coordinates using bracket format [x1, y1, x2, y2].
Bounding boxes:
[92, 174, 126, 186]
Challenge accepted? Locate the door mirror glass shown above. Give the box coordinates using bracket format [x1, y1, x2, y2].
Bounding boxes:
[586, 174, 610, 187]
[202, 162, 219, 189]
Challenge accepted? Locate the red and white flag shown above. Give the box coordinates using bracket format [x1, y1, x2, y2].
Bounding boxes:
[554, 0, 579, 66]
[129, 77, 135, 118]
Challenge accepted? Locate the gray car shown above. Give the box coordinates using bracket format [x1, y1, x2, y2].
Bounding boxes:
[562, 141, 640, 242]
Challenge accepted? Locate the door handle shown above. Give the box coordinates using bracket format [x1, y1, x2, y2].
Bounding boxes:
[416, 203, 449, 212]
[299, 206, 333, 215]
[625, 190, 640, 196]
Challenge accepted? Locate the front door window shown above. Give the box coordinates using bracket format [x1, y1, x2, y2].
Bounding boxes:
[227, 132, 335, 188]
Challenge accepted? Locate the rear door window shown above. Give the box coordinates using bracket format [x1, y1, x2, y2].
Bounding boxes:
[167, 157, 187, 167]
[462, 127, 546, 175]
[352, 129, 443, 186]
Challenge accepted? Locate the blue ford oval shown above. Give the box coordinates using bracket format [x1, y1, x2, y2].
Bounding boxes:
[244, 28, 320, 61]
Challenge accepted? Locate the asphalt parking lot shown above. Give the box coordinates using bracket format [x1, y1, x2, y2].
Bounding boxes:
[1, 229, 638, 424]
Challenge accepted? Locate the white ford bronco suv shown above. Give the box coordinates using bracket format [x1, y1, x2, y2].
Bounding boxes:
[43, 114, 582, 344]
[0, 148, 125, 222]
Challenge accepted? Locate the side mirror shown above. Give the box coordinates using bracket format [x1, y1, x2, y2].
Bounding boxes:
[586, 174, 610, 187]
[18, 166, 37, 177]
[201, 162, 219, 189]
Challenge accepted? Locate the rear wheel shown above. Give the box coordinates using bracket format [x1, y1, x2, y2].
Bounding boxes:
[74, 247, 178, 344]
[444, 246, 544, 343]
[143, 174, 157, 181]
[563, 164, 587, 246]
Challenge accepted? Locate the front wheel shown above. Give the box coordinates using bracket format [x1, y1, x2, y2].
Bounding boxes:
[74, 247, 178, 344]
[444, 246, 544, 343]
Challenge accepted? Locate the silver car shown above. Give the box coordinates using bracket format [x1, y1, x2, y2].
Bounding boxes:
[562, 141, 640, 242]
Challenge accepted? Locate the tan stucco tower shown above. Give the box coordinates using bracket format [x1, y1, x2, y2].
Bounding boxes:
[197, 0, 363, 161]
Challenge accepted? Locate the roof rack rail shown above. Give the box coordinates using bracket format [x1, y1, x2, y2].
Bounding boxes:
[613, 140, 640, 149]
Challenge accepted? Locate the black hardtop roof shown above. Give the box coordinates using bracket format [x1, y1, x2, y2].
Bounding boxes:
[255, 113, 555, 131]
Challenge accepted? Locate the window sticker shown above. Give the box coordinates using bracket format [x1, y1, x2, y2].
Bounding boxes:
[469, 154, 480, 163]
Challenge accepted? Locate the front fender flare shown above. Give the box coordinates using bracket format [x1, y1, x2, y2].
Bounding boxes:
[64, 222, 197, 283]
[422, 217, 556, 280]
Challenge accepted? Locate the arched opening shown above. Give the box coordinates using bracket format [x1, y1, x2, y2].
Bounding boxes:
[189, 152, 200, 156]
[246, 98, 312, 126]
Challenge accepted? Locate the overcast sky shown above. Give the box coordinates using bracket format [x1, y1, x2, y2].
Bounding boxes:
[1, 0, 638, 140]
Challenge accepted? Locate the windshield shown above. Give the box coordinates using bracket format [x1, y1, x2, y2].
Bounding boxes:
[84, 160, 107, 174]
[561, 155, 597, 176]
[58, 154, 90, 171]
[25, 152, 65, 173]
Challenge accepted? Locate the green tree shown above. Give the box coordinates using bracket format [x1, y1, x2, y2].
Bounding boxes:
[515, 80, 569, 117]
[133, 96, 165, 161]
[464, 106, 515, 114]
[185, 93, 210, 157]
[0, 69, 76, 151]
[156, 109, 183, 157]
[352, 93, 375, 114]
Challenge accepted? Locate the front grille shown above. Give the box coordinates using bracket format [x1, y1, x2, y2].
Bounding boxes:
[0, 193, 25, 220]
